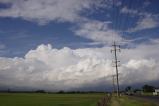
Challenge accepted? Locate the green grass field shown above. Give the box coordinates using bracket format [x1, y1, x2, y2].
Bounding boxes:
[0, 93, 105, 106]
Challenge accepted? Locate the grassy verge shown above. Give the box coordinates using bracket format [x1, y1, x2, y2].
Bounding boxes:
[0, 93, 105, 106]
[110, 96, 120, 106]
[142, 92, 153, 96]
[110, 95, 157, 106]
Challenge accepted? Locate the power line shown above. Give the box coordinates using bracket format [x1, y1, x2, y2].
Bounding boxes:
[111, 41, 121, 96]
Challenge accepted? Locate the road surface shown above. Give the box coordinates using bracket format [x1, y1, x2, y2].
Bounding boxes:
[130, 95, 159, 105]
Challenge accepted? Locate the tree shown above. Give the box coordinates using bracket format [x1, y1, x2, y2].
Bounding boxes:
[125, 86, 132, 92]
[35, 90, 46, 93]
[142, 85, 155, 92]
[58, 90, 65, 94]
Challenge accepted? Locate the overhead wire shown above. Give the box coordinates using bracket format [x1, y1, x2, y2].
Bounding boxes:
[112, 0, 116, 44]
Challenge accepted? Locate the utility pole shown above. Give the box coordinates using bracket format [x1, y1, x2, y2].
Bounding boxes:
[112, 75, 116, 93]
[111, 41, 120, 97]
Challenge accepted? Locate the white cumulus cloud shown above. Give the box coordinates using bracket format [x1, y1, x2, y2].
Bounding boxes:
[0, 40, 159, 90]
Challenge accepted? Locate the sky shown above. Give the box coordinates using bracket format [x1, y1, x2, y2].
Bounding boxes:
[0, 0, 159, 91]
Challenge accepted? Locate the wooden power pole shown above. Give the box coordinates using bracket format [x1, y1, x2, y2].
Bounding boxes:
[111, 41, 120, 96]
[112, 75, 116, 93]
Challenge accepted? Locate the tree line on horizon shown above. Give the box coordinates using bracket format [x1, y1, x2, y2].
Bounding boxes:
[0, 84, 157, 94]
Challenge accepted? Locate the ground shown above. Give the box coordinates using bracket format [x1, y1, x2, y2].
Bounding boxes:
[0, 93, 104, 106]
[1, 93, 159, 106]
[110, 95, 159, 106]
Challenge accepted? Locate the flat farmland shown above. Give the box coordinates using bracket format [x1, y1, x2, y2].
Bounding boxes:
[0, 93, 105, 106]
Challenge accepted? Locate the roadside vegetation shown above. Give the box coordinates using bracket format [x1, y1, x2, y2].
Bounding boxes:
[110, 95, 157, 106]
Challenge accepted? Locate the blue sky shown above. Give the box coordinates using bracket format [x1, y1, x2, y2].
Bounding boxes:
[0, 0, 158, 57]
[0, 0, 159, 91]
